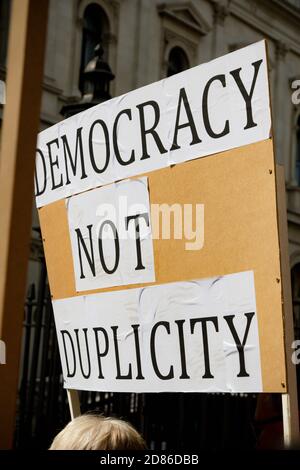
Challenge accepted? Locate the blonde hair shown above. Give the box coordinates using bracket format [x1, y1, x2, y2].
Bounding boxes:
[49, 414, 146, 450]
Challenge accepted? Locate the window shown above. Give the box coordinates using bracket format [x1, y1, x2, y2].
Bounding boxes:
[166, 46, 189, 77]
[295, 115, 300, 186]
[79, 3, 109, 93]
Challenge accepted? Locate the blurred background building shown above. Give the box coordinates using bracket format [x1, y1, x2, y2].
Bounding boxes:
[0, 0, 300, 449]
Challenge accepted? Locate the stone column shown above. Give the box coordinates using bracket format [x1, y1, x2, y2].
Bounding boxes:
[211, 1, 229, 58]
[274, 39, 289, 165]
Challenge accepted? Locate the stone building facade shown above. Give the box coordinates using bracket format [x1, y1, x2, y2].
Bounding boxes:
[1, 0, 300, 332]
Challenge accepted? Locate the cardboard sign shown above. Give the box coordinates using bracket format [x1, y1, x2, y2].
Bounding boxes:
[35, 41, 271, 207]
[36, 41, 286, 393]
[67, 176, 155, 291]
[54, 271, 262, 393]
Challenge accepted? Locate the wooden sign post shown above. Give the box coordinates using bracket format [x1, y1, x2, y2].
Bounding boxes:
[0, 0, 48, 449]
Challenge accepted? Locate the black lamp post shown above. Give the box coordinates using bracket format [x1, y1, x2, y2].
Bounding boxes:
[61, 43, 115, 118]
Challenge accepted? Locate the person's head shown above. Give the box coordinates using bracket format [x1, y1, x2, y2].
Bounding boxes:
[49, 414, 146, 450]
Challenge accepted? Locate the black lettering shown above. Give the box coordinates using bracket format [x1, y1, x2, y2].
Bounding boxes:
[175, 319, 190, 379]
[136, 100, 168, 159]
[74, 328, 91, 379]
[111, 326, 132, 379]
[224, 312, 255, 377]
[89, 119, 110, 173]
[98, 220, 120, 274]
[171, 87, 201, 150]
[113, 109, 135, 165]
[47, 138, 63, 190]
[132, 324, 145, 379]
[34, 149, 47, 196]
[190, 316, 219, 379]
[202, 75, 230, 138]
[150, 321, 174, 380]
[75, 225, 96, 279]
[62, 127, 87, 185]
[230, 60, 263, 129]
[60, 330, 76, 378]
[93, 327, 109, 379]
[125, 212, 149, 270]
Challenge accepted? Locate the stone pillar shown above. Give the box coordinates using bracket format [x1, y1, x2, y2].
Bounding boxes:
[274, 39, 289, 166]
[211, 1, 229, 58]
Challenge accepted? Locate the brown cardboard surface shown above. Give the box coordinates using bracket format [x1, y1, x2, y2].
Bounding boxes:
[38, 139, 286, 392]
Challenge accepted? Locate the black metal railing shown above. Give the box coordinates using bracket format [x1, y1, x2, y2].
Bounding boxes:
[15, 257, 68, 448]
[14, 256, 146, 449]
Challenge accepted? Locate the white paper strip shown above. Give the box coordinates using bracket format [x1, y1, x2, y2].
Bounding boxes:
[67, 176, 155, 291]
[53, 271, 262, 393]
[35, 41, 271, 208]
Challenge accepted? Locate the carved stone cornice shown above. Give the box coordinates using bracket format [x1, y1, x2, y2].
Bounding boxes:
[212, 2, 230, 26]
[164, 28, 197, 52]
[158, 2, 211, 36]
